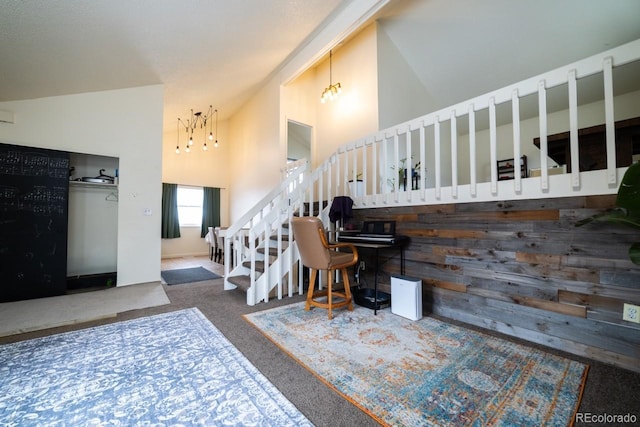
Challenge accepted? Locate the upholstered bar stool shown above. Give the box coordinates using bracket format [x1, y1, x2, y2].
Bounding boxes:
[291, 216, 358, 319]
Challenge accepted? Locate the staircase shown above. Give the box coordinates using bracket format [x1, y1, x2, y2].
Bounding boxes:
[223, 160, 333, 305]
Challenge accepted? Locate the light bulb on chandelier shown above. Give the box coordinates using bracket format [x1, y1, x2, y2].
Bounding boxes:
[175, 106, 219, 154]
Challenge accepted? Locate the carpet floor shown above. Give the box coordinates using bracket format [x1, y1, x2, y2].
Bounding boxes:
[0, 267, 638, 427]
[0, 308, 311, 426]
[245, 302, 588, 426]
[0, 282, 170, 337]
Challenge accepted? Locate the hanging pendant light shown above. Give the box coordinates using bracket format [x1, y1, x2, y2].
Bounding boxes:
[176, 106, 219, 154]
[321, 50, 342, 103]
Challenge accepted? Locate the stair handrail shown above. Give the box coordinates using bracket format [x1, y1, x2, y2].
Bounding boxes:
[245, 179, 309, 303]
[223, 160, 308, 282]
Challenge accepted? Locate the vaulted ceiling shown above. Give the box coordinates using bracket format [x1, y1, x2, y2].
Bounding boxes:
[1, 0, 639, 132]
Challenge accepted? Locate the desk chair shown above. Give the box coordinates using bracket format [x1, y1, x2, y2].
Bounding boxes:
[291, 216, 358, 319]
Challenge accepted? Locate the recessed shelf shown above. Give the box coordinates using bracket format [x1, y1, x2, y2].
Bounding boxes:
[69, 180, 118, 190]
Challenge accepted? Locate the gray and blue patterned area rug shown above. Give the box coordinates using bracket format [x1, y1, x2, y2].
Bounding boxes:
[0, 308, 312, 426]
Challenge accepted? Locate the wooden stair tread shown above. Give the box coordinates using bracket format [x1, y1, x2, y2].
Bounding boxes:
[270, 234, 291, 241]
[227, 274, 251, 291]
[242, 260, 265, 272]
[257, 246, 287, 256]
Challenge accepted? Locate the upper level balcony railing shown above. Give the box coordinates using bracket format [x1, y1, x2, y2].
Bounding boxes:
[310, 39, 640, 211]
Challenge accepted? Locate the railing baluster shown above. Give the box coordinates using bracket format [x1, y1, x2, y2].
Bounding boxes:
[352, 145, 357, 198]
[512, 89, 522, 193]
[318, 169, 324, 218]
[382, 135, 389, 203]
[406, 126, 412, 202]
[308, 166, 315, 216]
[263, 222, 270, 303]
[568, 70, 580, 188]
[603, 57, 616, 185]
[335, 150, 340, 204]
[469, 105, 477, 197]
[362, 141, 368, 202]
[419, 122, 426, 201]
[287, 204, 293, 298]
[538, 81, 549, 191]
[451, 111, 458, 198]
[489, 98, 497, 194]
[343, 148, 348, 200]
[394, 131, 400, 202]
[328, 155, 333, 205]
[434, 117, 441, 199]
[372, 136, 378, 203]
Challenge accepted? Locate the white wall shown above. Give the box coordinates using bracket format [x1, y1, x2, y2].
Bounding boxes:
[377, 24, 435, 130]
[282, 65, 319, 167]
[315, 24, 380, 163]
[0, 85, 163, 286]
[228, 78, 283, 221]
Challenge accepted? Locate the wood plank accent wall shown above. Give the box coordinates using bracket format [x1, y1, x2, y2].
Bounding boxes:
[352, 195, 640, 373]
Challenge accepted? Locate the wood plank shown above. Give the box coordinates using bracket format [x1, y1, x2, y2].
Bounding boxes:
[586, 310, 640, 331]
[427, 279, 467, 293]
[469, 277, 558, 301]
[509, 295, 586, 318]
[457, 258, 599, 285]
[557, 290, 634, 311]
[427, 209, 560, 222]
[600, 269, 640, 287]
[432, 288, 639, 357]
[516, 252, 563, 266]
[585, 194, 616, 208]
[453, 197, 586, 212]
[404, 228, 488, 239]
[432, 305, 640, 374]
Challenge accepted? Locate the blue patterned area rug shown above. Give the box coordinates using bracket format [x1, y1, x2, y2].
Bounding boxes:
[0, 308, 312, 426]
[244, 303, 588, 427]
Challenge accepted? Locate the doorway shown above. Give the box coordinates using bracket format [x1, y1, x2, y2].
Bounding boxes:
[287, 120, 312, 164]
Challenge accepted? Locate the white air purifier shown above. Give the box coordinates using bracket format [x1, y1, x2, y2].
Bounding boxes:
[391, 275, 422, 321]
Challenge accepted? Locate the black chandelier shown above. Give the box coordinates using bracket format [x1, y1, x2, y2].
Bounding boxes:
[175, 106, 219, 154]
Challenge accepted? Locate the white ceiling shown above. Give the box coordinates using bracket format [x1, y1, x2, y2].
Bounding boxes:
[0, 0, 347, 128]
[376, 0, 640, 114]
[2, 0, 640, 133]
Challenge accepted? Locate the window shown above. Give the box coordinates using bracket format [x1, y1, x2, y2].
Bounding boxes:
[177, 186, 203, 227]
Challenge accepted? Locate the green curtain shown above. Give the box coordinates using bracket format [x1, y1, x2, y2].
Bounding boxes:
[201, 186, 221, 237]
[161, 183, 181, 239]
